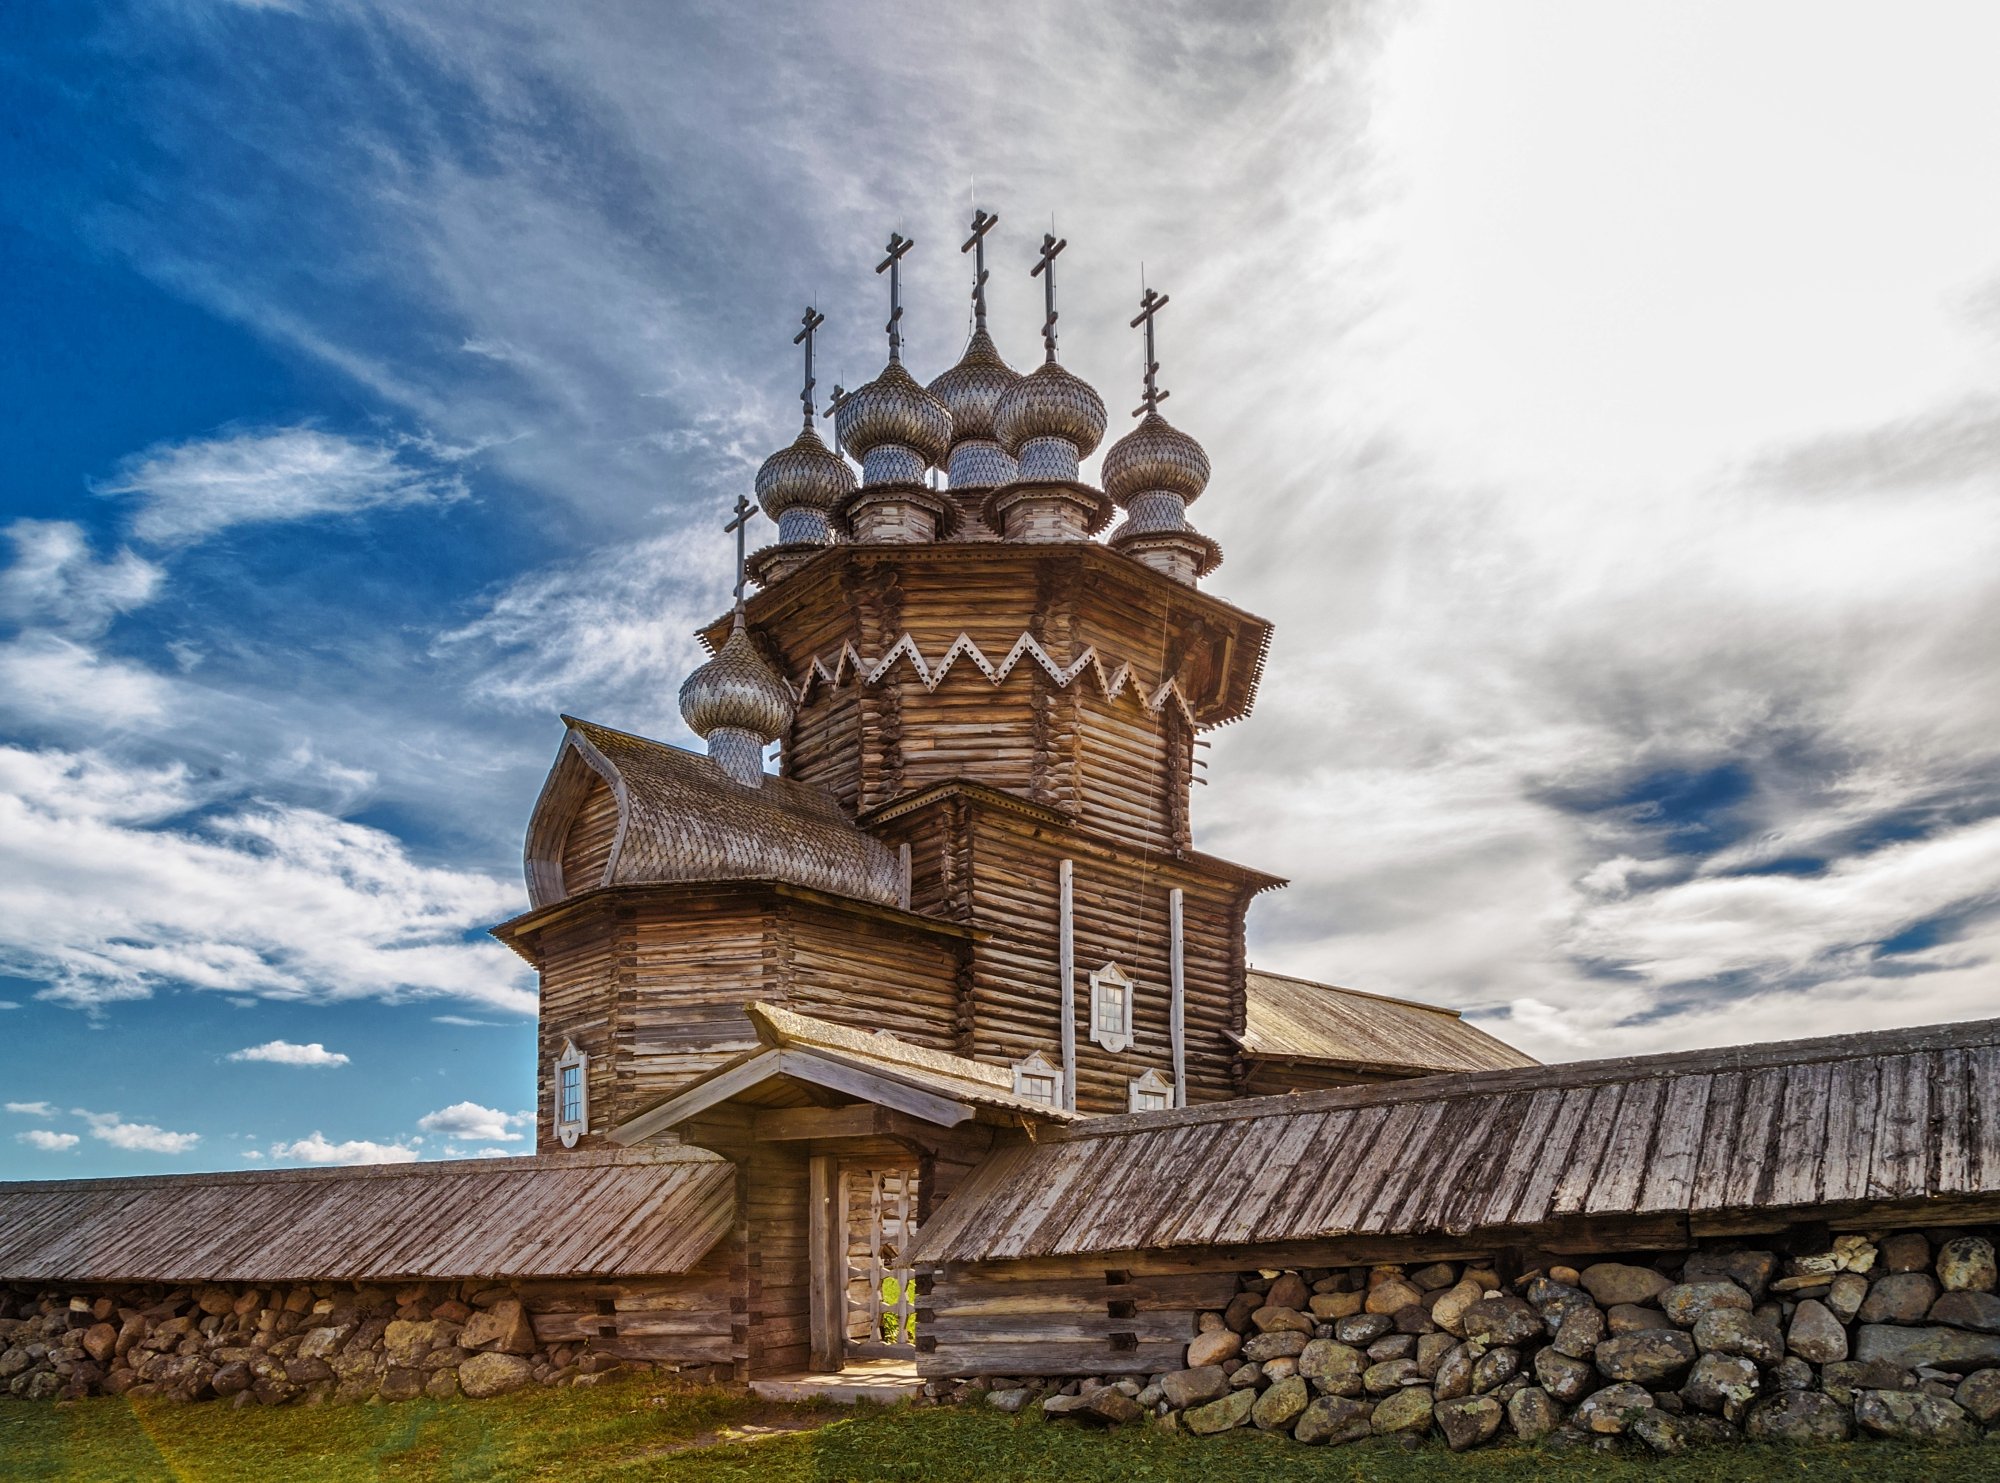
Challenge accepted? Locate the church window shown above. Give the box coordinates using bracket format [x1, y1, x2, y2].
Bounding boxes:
[554, 1039, 589, 1148]
[1128, 1069, 1174, 1113]
[1011, 1050, 1061, 1106]
[1088, 962, 1135, 1054]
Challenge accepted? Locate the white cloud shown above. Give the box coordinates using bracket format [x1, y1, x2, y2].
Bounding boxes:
[0, 521, 163, 635]
[0, 1001, 17, 1010]
[0, 745, 532, 1013]
[432, 1015, 501, 1026]
[473, 1146, 526, 1159]
[0, 634, 176, 728]
[228, 1039, 350, 1067]
[76, 1110, 200, 1154]
[269, 1132, 419, 1165]
[417, 1101, 528, 1142]
[98, 427, 466, 546]
[6, 1101, 57, 1117]
[16, 1130, 81, 1152]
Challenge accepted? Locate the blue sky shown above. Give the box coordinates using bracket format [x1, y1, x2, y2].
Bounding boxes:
[5, 0, 1999, 1176]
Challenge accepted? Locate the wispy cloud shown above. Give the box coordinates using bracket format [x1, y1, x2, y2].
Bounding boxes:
[16, 1130, 80, 1152]
[269, 1131, 418, 1165]
[5, 1101, 57, 1117]
[0, 521, 163, 636]
[76, 1109, 200, 1154]
[416, 1100, 528, 1142]
[228, 1039, 350, 1067]
[98, 426, 467, 546]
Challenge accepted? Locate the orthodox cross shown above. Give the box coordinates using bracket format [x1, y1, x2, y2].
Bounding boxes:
[822, 382, 848, 453]
[875, 232, 913, 363]
[724, 493, 755, 609]
[961, 208, 999, 332]
[1032, 231, 1067, 363]
[1130, 286, 1172, 418]
[792, 306, 825, 428]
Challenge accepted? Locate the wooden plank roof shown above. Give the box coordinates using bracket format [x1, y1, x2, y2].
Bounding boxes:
[910, 1016, 2000, 1265]
[0, 1148, 734, 1284]
[1236, 970, 1538, 1075]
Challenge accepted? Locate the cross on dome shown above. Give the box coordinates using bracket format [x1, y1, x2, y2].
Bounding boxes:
[875, 232, 914, 363]
[961, 209, 999, 331]
[792, 306, 825, 428]
[724, 493, 755, 609]
[1031, 231, 1067, 364]
[1130, 286, 1172, 418]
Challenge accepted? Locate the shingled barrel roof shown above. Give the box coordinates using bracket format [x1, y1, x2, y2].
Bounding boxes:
[910, 1016, 2000, 1265]
[0, 1148, 733, 1284]
[524, 717, 902, 910]
[1238, 969, 1538, 1076]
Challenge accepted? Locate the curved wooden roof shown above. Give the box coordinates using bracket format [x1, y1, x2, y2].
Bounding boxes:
[911, 1016, 2000, 1265]
[0, 1148, 733, 1284]
[1237, 970, 1537, 1076]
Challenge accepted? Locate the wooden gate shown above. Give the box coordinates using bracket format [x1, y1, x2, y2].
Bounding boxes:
[809, 1156, 919, 1369]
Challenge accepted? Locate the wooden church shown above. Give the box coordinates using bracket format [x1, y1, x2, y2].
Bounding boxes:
[13, 215, 1986, 1407]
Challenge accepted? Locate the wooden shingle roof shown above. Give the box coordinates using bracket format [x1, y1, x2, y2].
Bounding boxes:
[1237, 970, 1538, 1076]
[0, 1148, 733, 1284]
[911, 1016, 2000, 1265]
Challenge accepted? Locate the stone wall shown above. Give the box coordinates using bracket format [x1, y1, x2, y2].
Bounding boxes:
[0, 1279, 729, 1406]
[939, 1226, 2000, 1452]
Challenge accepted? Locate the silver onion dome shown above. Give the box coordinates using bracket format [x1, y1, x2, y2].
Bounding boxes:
[835, 360, 952, 476]
[678, 615, 795, 747]
[927, 328, 1022, 444]
[1102, 411, 1211, 507]
[993, 361, 1108, 462]
[754, 425, 855, 535]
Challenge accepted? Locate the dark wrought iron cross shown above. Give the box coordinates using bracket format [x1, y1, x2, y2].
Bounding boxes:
[876, 232, 913, 363]
[822, 383, 848, 453]
[961, 209, 999, 332]
[724, 493, 755, 607]
[792, 306, 825, 428]
[1032, 231, 1067, 363]
[1130, 286, 1172, 418]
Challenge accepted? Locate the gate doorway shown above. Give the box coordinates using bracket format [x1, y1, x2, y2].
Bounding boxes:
[809, 1156, 919, 1371]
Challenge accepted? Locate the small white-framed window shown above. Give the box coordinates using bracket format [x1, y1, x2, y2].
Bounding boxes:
[1128, 1069, 1174, 1114]
[1012, 1050, 1062, 1106]
[554, 1039, 589, 1148]
[1088, 962, 1135, 1054]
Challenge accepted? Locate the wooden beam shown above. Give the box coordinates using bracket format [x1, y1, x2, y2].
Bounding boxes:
[808, 1154, 843, 1372]
[1058, 859, 1075, 1110]
[754, 1105, 893, 1141]
[1169, 887, 1186, 1108]
[610, 1050, 786, 1145]
[775, 1050, 977, 1128]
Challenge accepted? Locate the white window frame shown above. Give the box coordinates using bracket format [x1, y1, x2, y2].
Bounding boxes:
[1088, 962, 1135, 1054]
[1128, 1068, 1174, 1114]
[1011, 1050, 1062, 1107]
[554, 1038, 589, 1148]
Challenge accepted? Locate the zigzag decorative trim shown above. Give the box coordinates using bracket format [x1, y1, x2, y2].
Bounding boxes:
[794, 632, 1195, 723]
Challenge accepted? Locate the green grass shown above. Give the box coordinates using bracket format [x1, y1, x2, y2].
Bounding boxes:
[3, 1381, 1996, 1482]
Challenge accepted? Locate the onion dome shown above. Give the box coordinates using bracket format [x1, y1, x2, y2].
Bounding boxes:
[834, 360, 951, 488]
[1103, 411, 1211, 507]
[677, 613, 795, 787]
[928, 328, 1024, 490]
[993, 361, 1107, 472]
[754, 425, 855, 545]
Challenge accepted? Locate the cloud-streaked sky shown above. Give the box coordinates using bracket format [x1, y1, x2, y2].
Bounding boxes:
[5, 1, 1997, 1175]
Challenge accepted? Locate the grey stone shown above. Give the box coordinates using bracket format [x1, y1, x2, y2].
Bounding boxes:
[1429, 1277, 1485, 1336]
[1822, 1358, 1916, 1404]
[1296, 1339, 1365, 1397]
[1680, 1353, 1759, 1414]
[1535, 1345, 1594, 1402]
[1627, 1409, 1697, 1456]
[1954, 1368, 2000, 1425]
[1159, 1366, 1228, 1409]
[1858, 1271, 1939, 1325]
[1581, 1263, 1672, 1308]
[1938, 1236, 1997, 1293]
[1363, 1358, 1419, 1394]
[1251, 1375, 1309, 1430]
[1042, 1392, 1095, 1417]
[1411, 1263, 1458, 1292]
[1333, 1313, 1392, 1346]
[1391, 1303, 1438, 1335]
[1185, 1328, 1240, 1369]
[1265, 1272, 1310, 1311]
[1366, 1277, 1425, 1315]
[1552, 1305, 1606, 1358]
[1433, 1343, 1474, 1401]
[1660, 1282, 1752, 1327]
[1292, 1393, 1373, 1445]
[1415, 1330, 1456, 1377]
[1309, 1290, 1364, 1321]
[1507, 1385, 1559, 1441]
[1744, 1390, 1852, 1443]
[1436, 1395, 1503, 1451]
[1854, 1388, 1978, 1443]
[1370, 1386, 1433, 1435]
[1083, 1388, 1143, 1425]
[1787, 1298, 1848, 1363]
[458, 1351, 532, 1399]
[1250, 1304, 1312, 1335]
[378, 1367, 425, 1403]
[1223, 1292, 1262, 1333]
[1854, 1323, 2000, 1370]
[1241, 1330, 1307, 1363]
[1930, 1290, 2000, 1332]
[295, 1326, 349, 1361]
[1182, 1386, 1257, 1435]
[1460, 1296, 1542, 1346]
[458, 1300, 534, 1356]
[1471, 1345, 1520, 1393]
[1683, 1250, 1778, 1301]
[1596, 1330, 1697, 1384]
[986, 1387, 1032, 1413]
[1693, 1308, 1784, 1365]
[1880, 1233, 1931, 1273]
[1827, 1272, 1869, 1322]
[1366, 1333, 1416, 1362]
[210, 1362, 252, 1397]
[1772, 1357, 1814, 1391]
[1606, 1303, 1673, 1335]
[1228, 1362, 1261, 1389]
[1575, 1381, 1656, 1434]
[1527, 1278, 1596, 1332]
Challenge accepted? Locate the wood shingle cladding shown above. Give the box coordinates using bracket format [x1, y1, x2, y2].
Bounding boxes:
[909, 1016, 2000, 1267]
[0, 1149, 734, 1284]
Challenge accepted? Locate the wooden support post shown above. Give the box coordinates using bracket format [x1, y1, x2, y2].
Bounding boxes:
[897, 842, 912, 911]
[1169, 887, 1186, 1109]
[808, 1154, 844, 1372]
[1058, 858, 1076, 1110]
